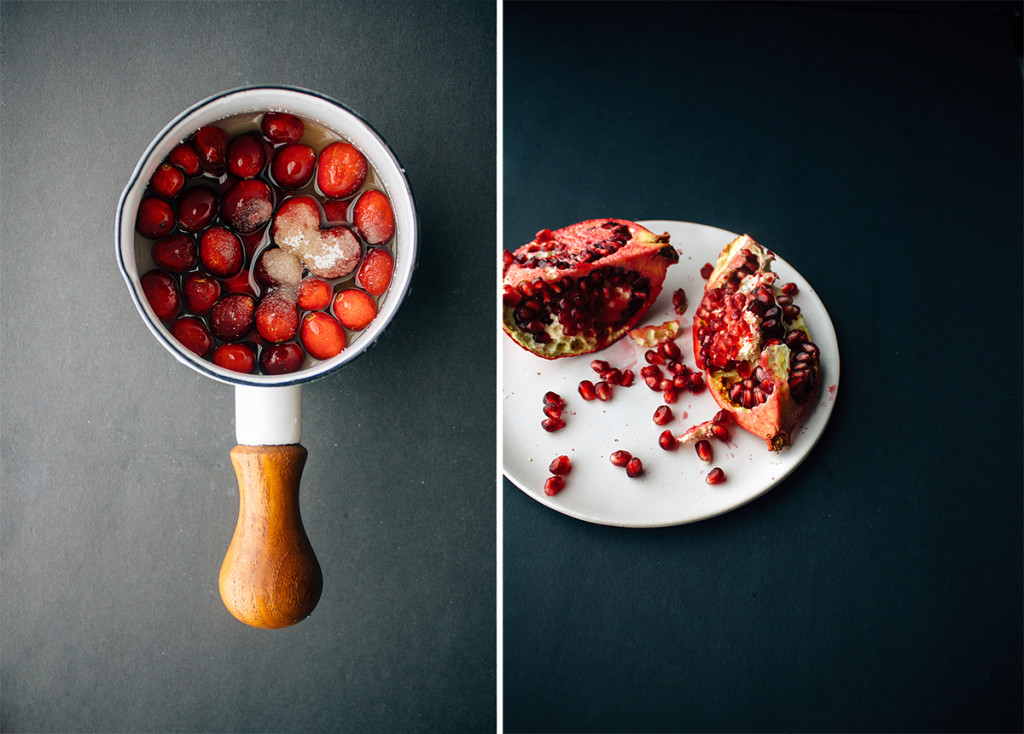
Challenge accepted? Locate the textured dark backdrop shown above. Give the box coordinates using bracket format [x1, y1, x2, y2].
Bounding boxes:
[502, 2, 1022, 733]
[0, 2, 496, 732]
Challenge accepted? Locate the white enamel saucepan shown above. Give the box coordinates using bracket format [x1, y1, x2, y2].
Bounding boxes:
[116, 86, 417, 628]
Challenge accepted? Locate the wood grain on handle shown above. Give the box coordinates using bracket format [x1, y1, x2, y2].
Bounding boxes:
[219, 444, 322, 629]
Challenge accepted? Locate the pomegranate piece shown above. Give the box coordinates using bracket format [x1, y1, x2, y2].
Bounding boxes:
[226, 132, 267, 179]
[259, 342, 304, 374]
[209, 294, 256, 341]
[272, 196, 361, 279]
[271, 143, 316, 190]
[544, 475, 566, 496]
[150, 162, 186, 199]
[199, 226, 244, 277]
[170, 316, 213, 357]
[678, 419, 730, 445]
[255, 291, 299, 343]
[212, 342, 257, 374]
[549, 455, 572, 475]
[706, 467, 726, 485]
[176, 185, 219, 232]
[300, 312, 346, 360]
[151, 232, 197, 273]
[140, 269, 180, 321]
[168, 142, 201, 176]
[316, 141, 367, 199]
[627, 320, 680, 348]
[297, 277, 333, 311]
[502, 219, 679, 359]
[261, 112, 304, 144]
[693, 235, 820, 451]
[626, 457, 644, 478]
[352, 189, 395, 245]
[182, 272, 221, 315]
[356, 248, 394, 297]
[332, 288, 377, 331]
[221, 179, 273, 234]
[136, 197, 175, 239]
[191, 125, 229, 175]
[609, 450, 632, 467]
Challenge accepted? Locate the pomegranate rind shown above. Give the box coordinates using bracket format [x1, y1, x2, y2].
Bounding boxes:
[694, 235, 819, 451]
[502, 219, 679, 359]
[627, 319, 680, 347]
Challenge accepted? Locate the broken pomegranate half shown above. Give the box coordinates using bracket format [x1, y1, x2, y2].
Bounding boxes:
[502, 219, 679, 359]
[693, 234, 820, 451]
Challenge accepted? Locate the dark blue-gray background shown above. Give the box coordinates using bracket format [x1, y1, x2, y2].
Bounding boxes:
[0, 2, 495, 732]
[503, 2, 1022, 733]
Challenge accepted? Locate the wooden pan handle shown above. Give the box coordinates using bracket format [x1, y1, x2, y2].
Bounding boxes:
[219, 444, 322, 628]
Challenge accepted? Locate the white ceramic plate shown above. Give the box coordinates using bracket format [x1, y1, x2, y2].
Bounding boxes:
[502, 221, 840, 527]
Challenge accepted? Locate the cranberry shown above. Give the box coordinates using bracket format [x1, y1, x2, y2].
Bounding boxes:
[254, 248, 302, 289]
[352, 189, 395, 245]
[259, 342, 304, 375]
[221, 179, 273, 234]
[332, 288, 377, 331]
[356, 247, 394, 296]
[136, 197, 176, 239]
[181, 272, 221, 314]
[239, 226, 268, 259]
[140, 269, 180, 321]
[256, 292, 299, 343]
[220, 270, 256, 296]
[212, 342, 257, 374]
[150, 163, 186, 199]
[321, 199, 348, 225]
[271, 143, 316, 190]
[226, 132, 267, 179]
[261, 112, 304, 144]
[301, 312, 346, 360]
[199, 226, 243, 277]
[151, 232, 197, 273]
[209, 294, 256, 341]
[316, 141, 366, 199]
[191, 125, 229, 175]
[297, 277, 333, 311]
[176, 185, 219, 232]
[167, 142, 201, 176]
[170, 316, 213, 357]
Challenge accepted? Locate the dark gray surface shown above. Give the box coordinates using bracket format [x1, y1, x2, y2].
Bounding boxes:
[503, 2, 1022, 733]
[1, 2, 495, 732]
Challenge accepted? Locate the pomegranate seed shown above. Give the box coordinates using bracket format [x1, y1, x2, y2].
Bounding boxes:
[590, 359, 610, 373]
[781, 282, 799, 296]
[541, 417, 565, 432]
[609, 450, 632, 467]
[603, 367, 623, 385]
[640, 365, 662, 380]
[688, 372, 705, 393]
[672, 374, 689, 390]
[543, 391, 565, 407]
[549, 455, 572, 475]
[578, 379, 597, 401]
[644, 375, 661, 391]
[620, 369, 635, 387]
[706, 467, 726, 485]
[644, 349, 665, 365]
[663, 388, 679, 404]
[626, 457, 644, 478]
[659, 340, 681, 360]
[695, 439, 713, 463]
[596, 381, 613, 401]
[658, 378, 673, 392]
[542, 403, 563, 420]
[713, 409, 733, 425]
[737, 361, 752, 379]
[711, 423, 730, 442]
[544, 475, 566, 496]
[658, 430, 678, 450]
[700, 262, 714, 280]
[653, 405, 673, 426]
[672, 288, 687, 314]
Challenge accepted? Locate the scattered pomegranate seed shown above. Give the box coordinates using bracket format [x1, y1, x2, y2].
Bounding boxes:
[706, 467, 726, 485]
[136, 197, 176, 239]
[542, 403, 562, 420]
[626, 457, 644, 478]
[541, 417, 565, 432]
[603, 367, 623, 385]
[700, 262, 714, 280]
[644, 349, 665, 365]
[595, 381, 613, 401]
[711, 423, 730, 442]
[663, 388, 679, 404]
[300, 312, 346, 360]
[713, 409, 732, 425]
[672, 288, 687, 314]
[658, 430, 678, 450]
[620, 369, 635, 387]
[353, 189, 396, 245]
[609, 450, 632, 467]
[259, 342, 304, 375]
[544, 475, 566, 496]
[591, 359, 610, 373]
[332, 288, 378, 331]
[653, 405, 673, 426]
[640, 365, 662, 380]
[578, 380, 597, 401]
[271, 143, 317, 190]
[356, 247, 395, 297]
[695, 439, 713, 463]
[688, 372, 705, 393]
[659, 340, 681, 360]
[549, 455, 572, 475]
[781, 282, 799, 296]
[644, 375, 661, 391]
[261, 112, 304, 144]
[316, 141, 367, 199]
[543, 391, 565, 407]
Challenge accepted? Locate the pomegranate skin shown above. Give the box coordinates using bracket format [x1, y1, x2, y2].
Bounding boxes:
[693, 234, 820, 451]
[502, 219, 679, 359]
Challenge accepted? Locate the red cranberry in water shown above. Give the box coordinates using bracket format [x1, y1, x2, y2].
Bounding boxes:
[271, 143, 316, 190]
[151, 232, 197, 273]
[191, 125, 229, 175]
[170, 316, 213, 358]
[199, 226, 243, 277]
[168, 142, 201, 176]
[352, 189, 395, 245]
[316, 141, 367, 199]
[209, 294, 256, 341]
[226, 132, 267, 179]
[212, 343, 257, 374]
[141, 269, 180, 321]
[150, 163, 186, 199]
[176, 185, 218, 232]
[260, 342, 304, 375]
[261, 112, 304, 144]
[181, 272, 220, 315]
[136, 197, 175, 239]
[221, 179, 273, 234]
